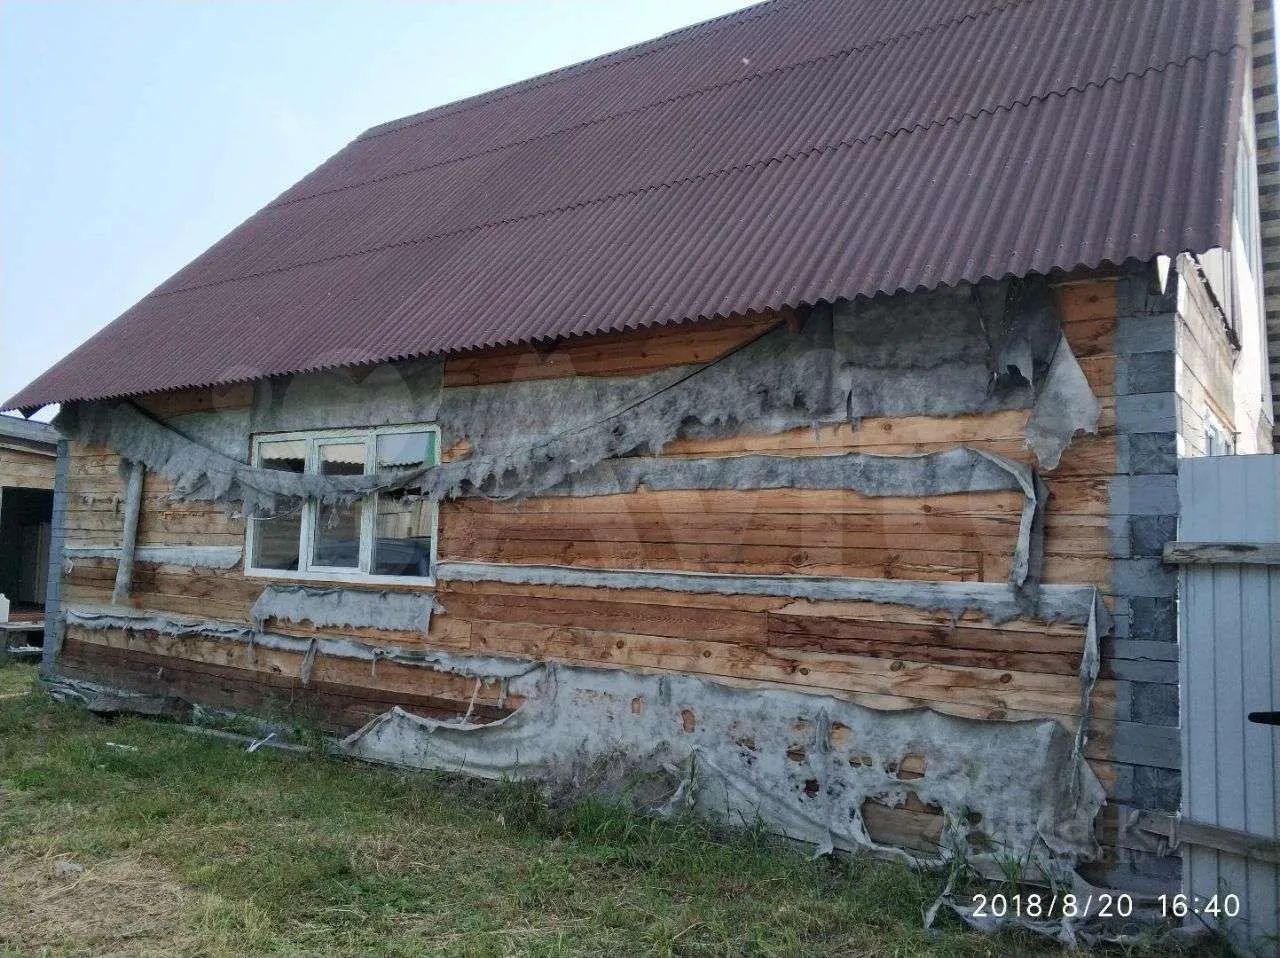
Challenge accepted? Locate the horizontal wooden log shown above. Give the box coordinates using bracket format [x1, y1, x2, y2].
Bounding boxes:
[466, 617, 1111, 719]
[59, 637, 509, 732]
[861, 796, 945, 853]
[64, 509, 243, 536]
[441, 590, 767, 646]
[663, 416, 1116, 476]
[441, 510, 1018, 547]
[446, 483, 1109, 517]
[62, 618, 1117, 754]
[0, 450, 56, 489]
[134, 382, 254, 418]
[1162, 541, 1280, 566]
[440, 579, 1086, 634]
[441, 535, 988, 581]
[442, 314, 779, 386]
[66, 627, 517, 714]
[765, 613, 1085, 676]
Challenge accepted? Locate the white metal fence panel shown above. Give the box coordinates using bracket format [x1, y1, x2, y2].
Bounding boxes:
[1177, 454, 1279, 953]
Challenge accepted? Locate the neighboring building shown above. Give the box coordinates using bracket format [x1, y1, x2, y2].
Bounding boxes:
[0, 415, 57, 645]
[3, 0, 1274, 897]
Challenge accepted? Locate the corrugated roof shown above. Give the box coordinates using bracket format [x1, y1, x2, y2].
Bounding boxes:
[5, 0, 1250, 411]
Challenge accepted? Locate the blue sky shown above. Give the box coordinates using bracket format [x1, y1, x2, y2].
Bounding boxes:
[0, 0, 753, 417]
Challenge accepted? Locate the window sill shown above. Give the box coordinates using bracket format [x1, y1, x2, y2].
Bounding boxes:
[243, 566, 436, 589]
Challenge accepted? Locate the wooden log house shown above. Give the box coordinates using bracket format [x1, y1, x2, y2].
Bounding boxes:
[6, 0, 1277, 893]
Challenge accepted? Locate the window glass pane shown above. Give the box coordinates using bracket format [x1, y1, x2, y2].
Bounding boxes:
[373, 431, 434, 577]
[250, 439, 306, 571]
[259, 439, 306, 473]
[311, 442, 365, 569]
[376, 431, 433, 471]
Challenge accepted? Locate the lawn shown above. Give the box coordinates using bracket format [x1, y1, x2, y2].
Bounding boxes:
[0, 662, 1226, 957]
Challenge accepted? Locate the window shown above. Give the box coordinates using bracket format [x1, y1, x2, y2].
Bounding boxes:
[1204, 408, 1235, 457]
[245, 424, 439, 582]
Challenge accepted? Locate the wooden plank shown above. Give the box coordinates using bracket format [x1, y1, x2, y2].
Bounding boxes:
[66, 496, 192, 515]
[67, 627, 517, 712]
[445, 478, 1112, 518]
[441, 510, 1018, 546]
[764, 613, 1084, 676]
[62, 574, 1096, 708]
[134, 382, 254, 419]
[441, 590, 767, 646]
[441, 537, 987, 580]
[466, 617, 1112, 718]
[861, 795, 945, 853]
[1130, 811, 1280, 865]
[266, 617, 474, 652]
[664, 419, 1116, 475]
[442, 314, 779, 386]
[442, 577, 793, 614]
[68, 560, 476, 649]
[59, 637, 511, 731]
[1163, 541, 1280, 566]
[764, 595, 1085, 636]
[0, 441, 55, 459]
[62, 510, 242, 535]
[438, 580, 1090, 640]
[64, 583, 251, 623]
[447, 487, 1028, 517]
[1052, 277, 1117, 321]
[0, 448, 56, 489]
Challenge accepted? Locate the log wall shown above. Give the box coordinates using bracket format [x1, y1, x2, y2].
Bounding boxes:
[0, 445, 55, 490]
[52, 270, 1178, 889]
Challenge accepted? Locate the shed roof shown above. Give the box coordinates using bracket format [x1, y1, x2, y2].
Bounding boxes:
[4, 0, 1249, 411]
[0, 414, 58, 447]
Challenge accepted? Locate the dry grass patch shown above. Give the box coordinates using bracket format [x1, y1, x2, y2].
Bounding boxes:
[0, 661, 37, 698]
[1, 849, 201, 956]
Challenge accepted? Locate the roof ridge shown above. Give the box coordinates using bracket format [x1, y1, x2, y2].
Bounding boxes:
[357, 0, 794, 141]
[156, 46, 1241, 302]
[272, 0, 1033, 212]
[353, 0, 1030, 144]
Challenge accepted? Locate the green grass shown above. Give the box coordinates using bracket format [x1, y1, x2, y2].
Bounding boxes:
[0, 664, 1227, 957]
[0, 660, 37, 697]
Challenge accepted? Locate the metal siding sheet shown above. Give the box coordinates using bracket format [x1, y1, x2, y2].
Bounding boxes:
[1178, 455, 1280, 949]
[3, 0, 1251, 409]
[1180, 555, 1212, 911]
[1240, 564, 1277, 928]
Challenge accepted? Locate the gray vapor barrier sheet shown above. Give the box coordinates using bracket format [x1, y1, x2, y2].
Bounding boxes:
[52, 277, 1099, 512]
[432, 562, 1107, 777]
[435, 562, 1102, 628]
[62, 587, 1105, 871]
[54, 400, 418, 517]
[63, 545, 244, 570]
[250, 585, 440, 635]
[342, 663, 1107, 871]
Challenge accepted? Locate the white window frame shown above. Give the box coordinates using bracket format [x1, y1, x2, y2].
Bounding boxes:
[244, 423, 440, 585]
[1203, 407, 1235, 458]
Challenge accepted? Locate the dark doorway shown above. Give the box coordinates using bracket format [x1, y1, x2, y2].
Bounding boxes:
[0, 486, 54, 614]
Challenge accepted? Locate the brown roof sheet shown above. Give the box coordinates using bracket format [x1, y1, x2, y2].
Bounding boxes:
[5, 0, 1249, 410]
